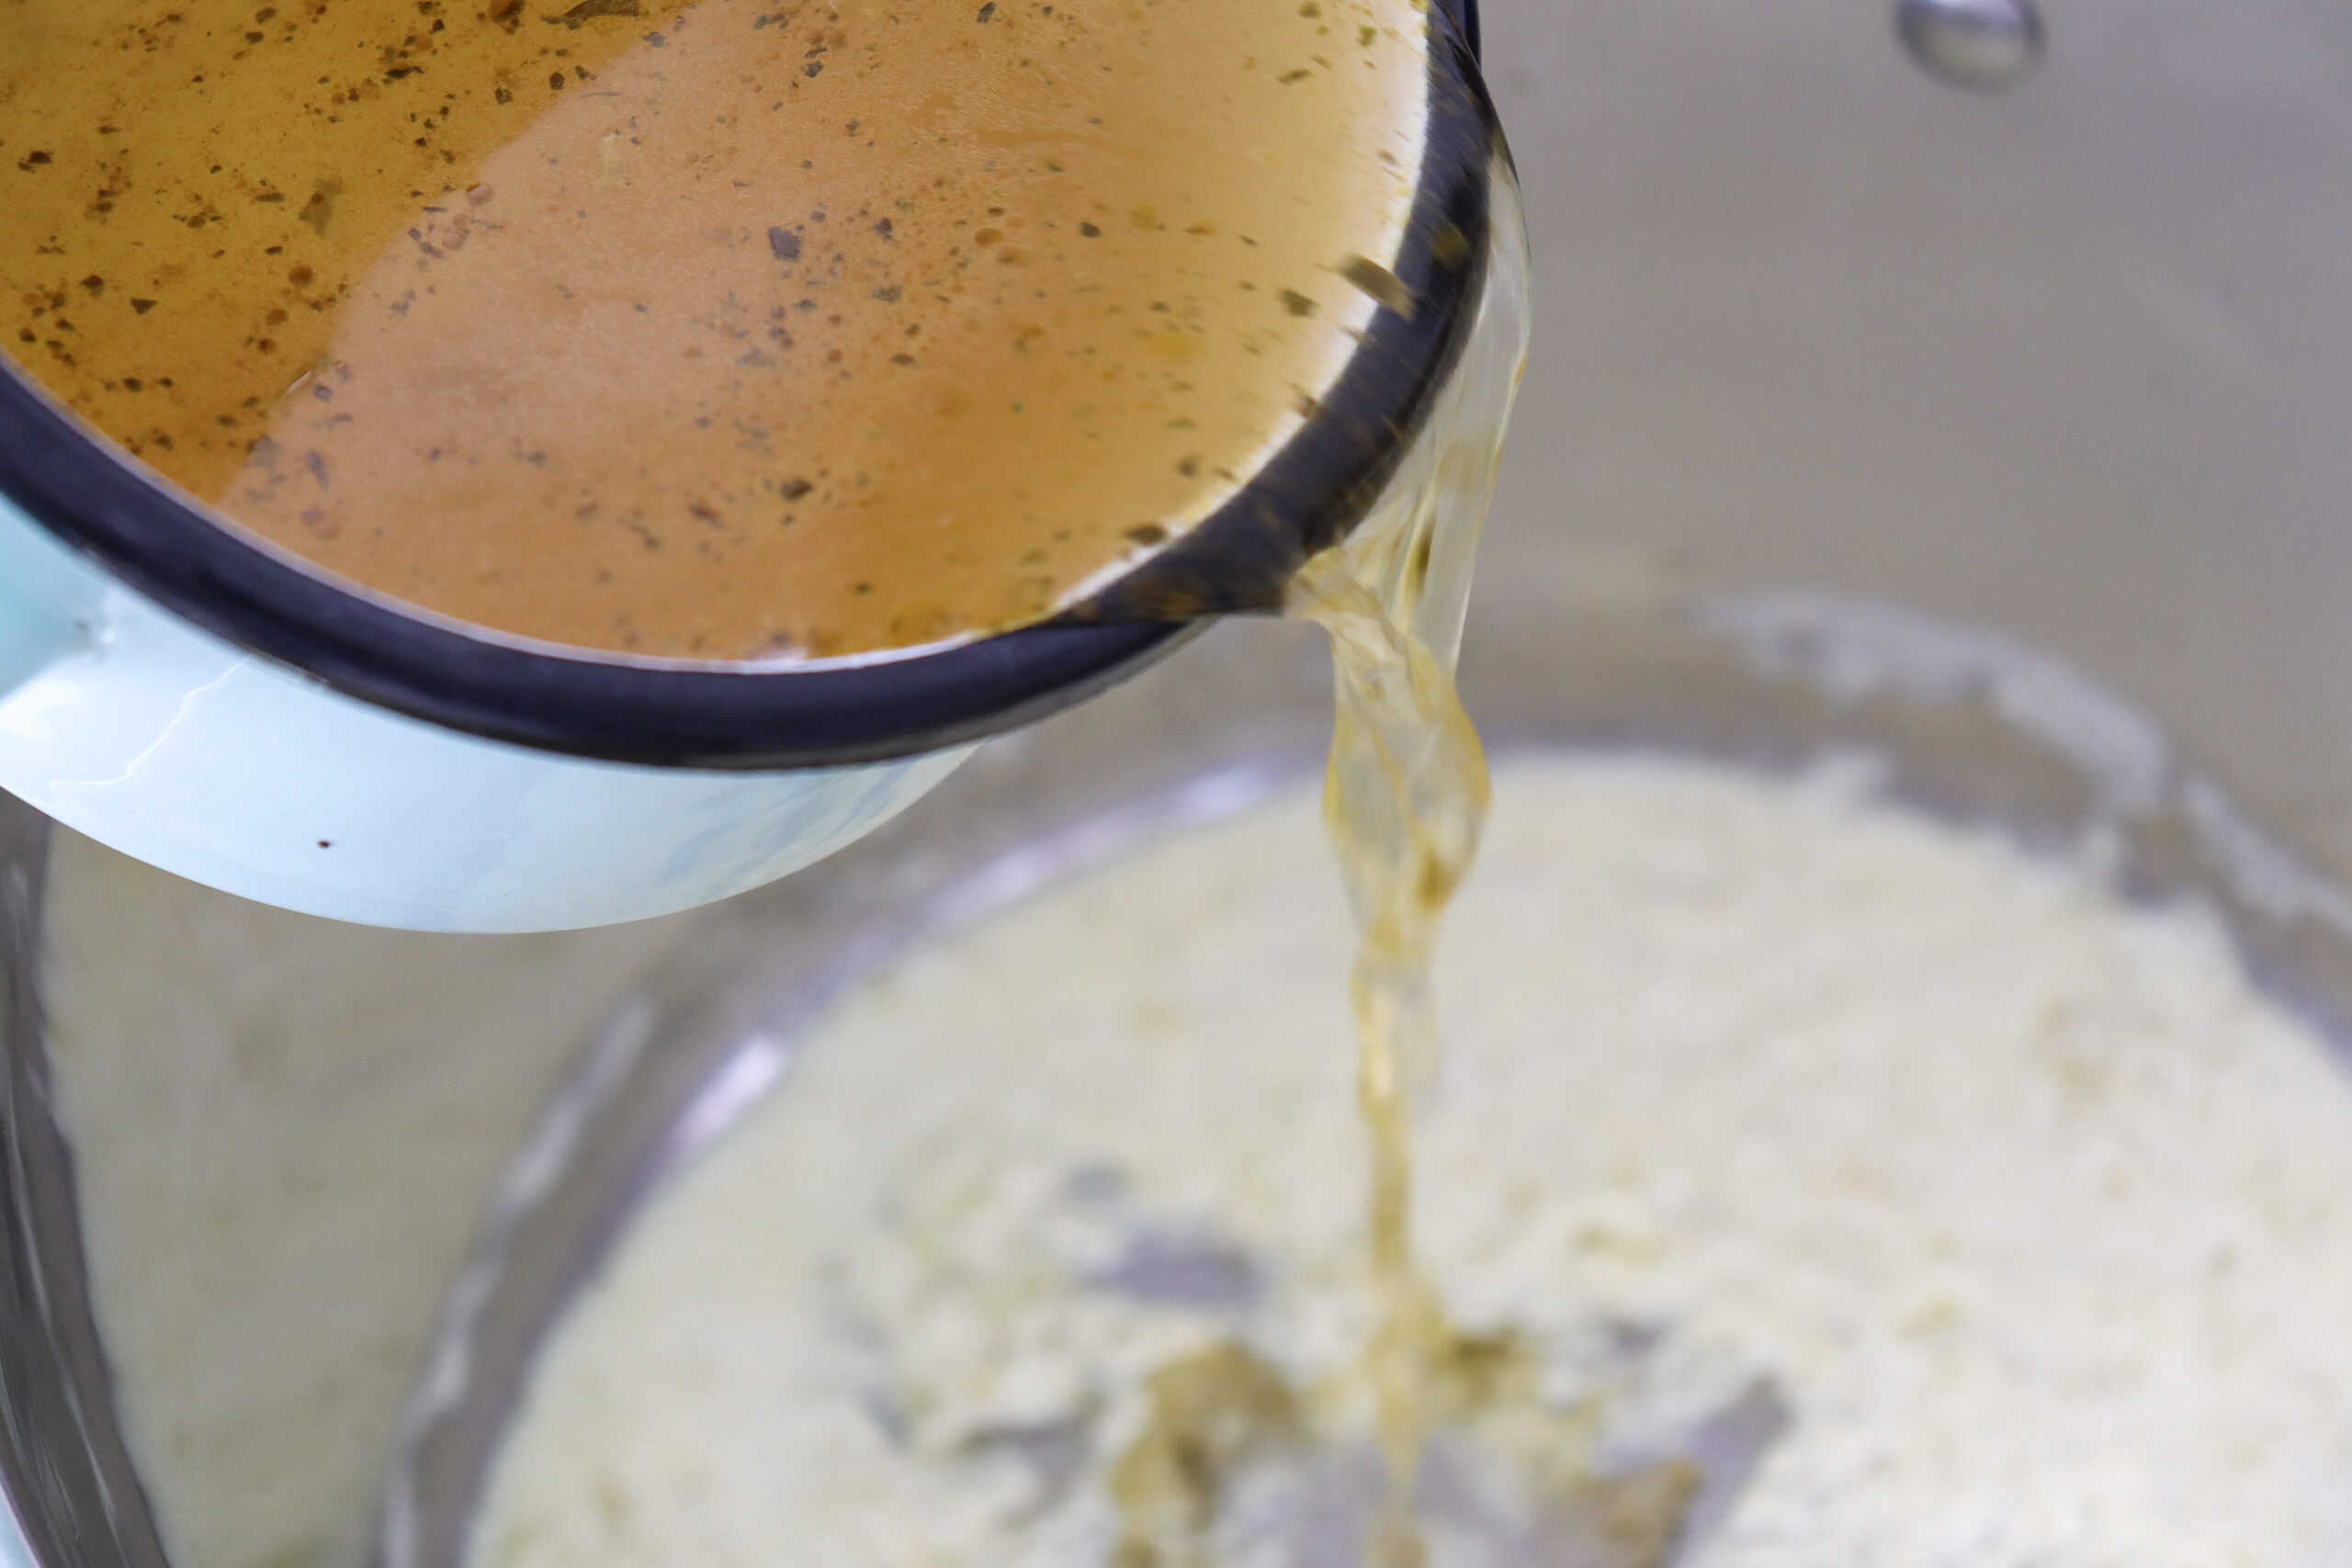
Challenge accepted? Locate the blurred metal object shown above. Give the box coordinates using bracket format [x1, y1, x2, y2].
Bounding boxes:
[0, 804, 172, 1568]
[1894, 0, 2046, 92]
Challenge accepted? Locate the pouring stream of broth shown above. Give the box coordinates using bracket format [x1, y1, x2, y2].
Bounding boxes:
[1290, 155, 1526, 1566]
[1105, 158, 1532, 1568]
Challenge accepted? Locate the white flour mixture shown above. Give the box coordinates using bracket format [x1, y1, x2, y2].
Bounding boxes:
[473, 754, 2352, 1568]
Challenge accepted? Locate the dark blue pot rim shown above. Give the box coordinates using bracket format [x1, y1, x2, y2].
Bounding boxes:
[0, 0, 1496, 770]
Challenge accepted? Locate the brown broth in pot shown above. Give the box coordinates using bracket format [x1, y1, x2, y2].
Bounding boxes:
[1, 0, 1425, 660]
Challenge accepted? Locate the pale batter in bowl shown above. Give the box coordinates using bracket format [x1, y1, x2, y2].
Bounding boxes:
[470, 752, 2352, 1568]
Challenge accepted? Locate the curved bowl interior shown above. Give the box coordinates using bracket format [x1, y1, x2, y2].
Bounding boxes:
[376, 592, 2352, 1564]
[6, 0, 2352, 1562]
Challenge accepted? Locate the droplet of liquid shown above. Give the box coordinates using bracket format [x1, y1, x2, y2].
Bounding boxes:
[1894, 0, 2046, 93]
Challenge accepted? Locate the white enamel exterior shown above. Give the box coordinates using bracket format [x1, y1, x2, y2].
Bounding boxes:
[0, 512, 967, 932]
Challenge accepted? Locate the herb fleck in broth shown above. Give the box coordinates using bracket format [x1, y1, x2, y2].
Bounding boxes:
[1, 0, 1427, 659]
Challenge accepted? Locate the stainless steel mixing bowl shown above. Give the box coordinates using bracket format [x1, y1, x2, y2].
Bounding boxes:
[7, 0, 2352, 1562]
